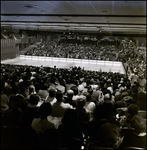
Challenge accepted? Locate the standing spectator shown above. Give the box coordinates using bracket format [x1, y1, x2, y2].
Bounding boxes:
[50, 91, 73, 117]
[31, 103, 55, 133]
[48, 91, 73, 129]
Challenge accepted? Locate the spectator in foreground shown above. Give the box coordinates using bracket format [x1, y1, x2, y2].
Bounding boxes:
[85, 123, 123, 149]
[58, 109, 83, 148]
[119, 115, 146, 149]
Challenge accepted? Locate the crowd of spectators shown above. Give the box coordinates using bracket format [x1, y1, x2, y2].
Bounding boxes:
[25, 39, 117, 61]
[24, 36, 146, 78]
[117, 39, 146, 78]
[1, 63, 146, 149]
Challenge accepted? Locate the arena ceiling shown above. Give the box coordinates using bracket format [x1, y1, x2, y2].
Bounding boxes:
[1, 1, 146, 36]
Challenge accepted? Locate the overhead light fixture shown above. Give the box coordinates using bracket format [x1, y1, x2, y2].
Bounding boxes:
[64, 19, 69, 21]
[19, 4, 39, 9]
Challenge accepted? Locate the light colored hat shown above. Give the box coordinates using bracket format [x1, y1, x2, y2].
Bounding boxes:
[67, 89, 74, 95]
[107, 87, 113, 94]
[92, 85, 98, 90]
[78, 85, 84, 91]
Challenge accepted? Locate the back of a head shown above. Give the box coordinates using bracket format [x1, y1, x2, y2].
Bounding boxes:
[103, 101, 113, 113]
[70, 86, 78, 95]
[62, 109, 77, 125]
[126, 104, 139, 118]
[19, 82, 29, 97]
[29, 94, 40, 105]
[48, 88, 56, 97]
[11, 84, 19, 94]
[55, 91, 63, 102]
[97, 123, 120, 148]
[39, 103, 52, 118]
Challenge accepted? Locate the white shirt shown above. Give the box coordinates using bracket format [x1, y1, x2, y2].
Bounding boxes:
[85, 102, 96, 113]
[31, 118, 55, 133]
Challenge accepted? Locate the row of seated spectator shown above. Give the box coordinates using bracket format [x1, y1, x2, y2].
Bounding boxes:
[1, 64, 146, 149]
[24, 38, 117, 61]
[24, 37, 146, 78]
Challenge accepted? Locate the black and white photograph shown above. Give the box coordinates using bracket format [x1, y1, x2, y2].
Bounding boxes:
[1, 1, 146, 149]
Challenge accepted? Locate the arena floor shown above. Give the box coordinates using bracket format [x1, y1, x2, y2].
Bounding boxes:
[1, 55, 126, 74]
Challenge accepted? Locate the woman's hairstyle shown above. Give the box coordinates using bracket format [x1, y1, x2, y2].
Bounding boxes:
[97, 123, 120, 148]
[48, 88, 56, 97]
[29, 94, 40, 105]
[55, 91, 63, 102]
[126, 104, 139, 118]
[39, 103, 52, 117]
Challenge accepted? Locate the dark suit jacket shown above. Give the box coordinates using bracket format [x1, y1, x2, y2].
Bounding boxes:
[16, 94, 29, 112]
